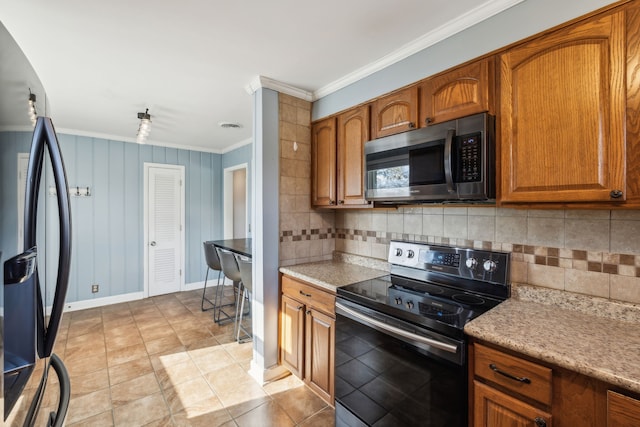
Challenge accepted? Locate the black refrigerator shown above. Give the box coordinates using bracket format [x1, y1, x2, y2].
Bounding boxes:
[3, 116, 72, 426]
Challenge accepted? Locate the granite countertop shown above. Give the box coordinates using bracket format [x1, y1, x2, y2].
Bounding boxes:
[465, 285, 640, 394]
[279, 259, 388, 292]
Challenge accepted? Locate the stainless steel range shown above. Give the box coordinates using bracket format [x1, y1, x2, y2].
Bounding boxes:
[335, 241, 510, 427]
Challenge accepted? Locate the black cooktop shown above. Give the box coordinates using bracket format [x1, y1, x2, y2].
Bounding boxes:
[337, 273, 505, 338]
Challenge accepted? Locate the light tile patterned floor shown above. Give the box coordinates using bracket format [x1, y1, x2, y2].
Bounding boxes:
[9, 289, 334, 426]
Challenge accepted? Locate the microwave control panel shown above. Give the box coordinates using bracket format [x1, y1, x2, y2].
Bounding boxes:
[457, 132, 481, 182]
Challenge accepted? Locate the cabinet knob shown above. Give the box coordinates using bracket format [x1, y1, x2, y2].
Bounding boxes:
[610, 189, 623, 199]
[338, 200, 344, 205]
[329, 200, 336, 205]
[534, 417, 547, 427]
[408, 122, 415, 129]
[425, 117, 433, 125]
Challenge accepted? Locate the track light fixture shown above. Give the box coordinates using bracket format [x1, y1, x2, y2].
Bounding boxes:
[136, 108, 151, 144]
[28, 89, 37, 127]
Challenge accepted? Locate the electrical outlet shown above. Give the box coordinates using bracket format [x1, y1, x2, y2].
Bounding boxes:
[91, 284, 99, 293]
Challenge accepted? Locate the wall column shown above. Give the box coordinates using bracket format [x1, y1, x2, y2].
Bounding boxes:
[248, 87, 288, 382]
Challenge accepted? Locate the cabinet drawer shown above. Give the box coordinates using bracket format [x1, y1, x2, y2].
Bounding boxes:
[282, 276, 335, 316]
[608, 390, 640, 426]
[474, 343, 552, 406]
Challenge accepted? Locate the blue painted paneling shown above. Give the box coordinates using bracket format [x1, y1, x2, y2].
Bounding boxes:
[123, 143, 140, 295]
[1, 130, 224, 304]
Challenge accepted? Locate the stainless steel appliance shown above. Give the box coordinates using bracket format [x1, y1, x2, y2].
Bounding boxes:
[364, 112, 495, 203]
[3, 117, 72, 426]
[335, 241, 509, 426]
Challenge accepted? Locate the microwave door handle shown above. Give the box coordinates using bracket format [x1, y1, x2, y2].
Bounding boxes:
[444, 128, 456, 194]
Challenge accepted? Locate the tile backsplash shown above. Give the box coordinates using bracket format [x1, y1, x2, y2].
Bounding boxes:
[332, 207, 640, 305]
[279, 94, 335, 266]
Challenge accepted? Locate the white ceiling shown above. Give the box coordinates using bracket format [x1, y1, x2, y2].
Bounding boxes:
[0, 0, 521, 153]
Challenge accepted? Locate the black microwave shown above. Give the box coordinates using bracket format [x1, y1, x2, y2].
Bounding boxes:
[364, 112, 495, 203]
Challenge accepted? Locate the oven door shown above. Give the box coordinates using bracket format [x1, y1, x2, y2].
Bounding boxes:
[335, 299, 467, 427]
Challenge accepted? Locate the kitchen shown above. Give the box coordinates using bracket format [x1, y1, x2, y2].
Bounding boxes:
[3, 0, 640, 425]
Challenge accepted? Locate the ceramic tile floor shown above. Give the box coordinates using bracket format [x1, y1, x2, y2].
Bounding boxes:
[9, 288, 334, 427]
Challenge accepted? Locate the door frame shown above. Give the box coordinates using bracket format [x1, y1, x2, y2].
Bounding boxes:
[223, 162, 249, 239]
[143, 162, 186, 298]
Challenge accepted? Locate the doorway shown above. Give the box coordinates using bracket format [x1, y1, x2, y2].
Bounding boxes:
[223, 163, 249, 239]
[144, 163, 185, 297]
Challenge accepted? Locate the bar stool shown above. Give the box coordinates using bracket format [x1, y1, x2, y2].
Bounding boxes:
[215, 248, 242, 325]
[201, 241, 223, 312]
[234, 254, 252, 343]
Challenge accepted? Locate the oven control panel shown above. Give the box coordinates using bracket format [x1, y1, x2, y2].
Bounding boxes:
[388, 240, 510, 287]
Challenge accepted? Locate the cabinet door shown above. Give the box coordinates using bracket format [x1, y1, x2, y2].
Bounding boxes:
[337, 105, 370, 206]
[305, 308, 335, 403]
[474, 381, 552, 427]
[371, 86, 419, 138]
[421, 58, 493, 126]
[280, 294, 305, 379]
[312, 117, 337, 207]
[608, 390, 640, 427]
[499, 11, 626, 203]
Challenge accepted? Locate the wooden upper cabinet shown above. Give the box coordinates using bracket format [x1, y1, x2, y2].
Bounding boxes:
[311, 117, 337, 207]
[337, 105, 370, 206]
[499, 10, 626, 203]
[371, 86, 419, 138]
[420, 58, 494, 126]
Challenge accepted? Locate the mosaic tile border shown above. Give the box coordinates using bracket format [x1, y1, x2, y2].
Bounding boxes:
[331, 228, 640, 278]
[280, 228, 335, 242]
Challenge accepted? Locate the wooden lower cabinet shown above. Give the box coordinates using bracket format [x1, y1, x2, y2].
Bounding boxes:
[305, 308, 335, 402]
[608, 391, 640, 427]
[474, 381, 552, 427]
[279, 275, 335, 404]
[471, 341, 640, 427]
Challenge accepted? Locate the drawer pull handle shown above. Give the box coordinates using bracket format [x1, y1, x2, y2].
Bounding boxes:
[489, 363, 531, 384]
[299, 290, 312, 298]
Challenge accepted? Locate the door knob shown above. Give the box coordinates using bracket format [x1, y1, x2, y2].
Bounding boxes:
[150, 241, 156, 246]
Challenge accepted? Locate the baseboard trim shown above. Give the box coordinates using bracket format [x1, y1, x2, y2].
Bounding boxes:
[62, 291, 145, 312]
[59, 281, 235, 313]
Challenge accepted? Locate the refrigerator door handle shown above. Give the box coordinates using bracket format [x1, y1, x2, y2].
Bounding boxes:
[22, 354, 70, 427]
[26, 117, 72, 359]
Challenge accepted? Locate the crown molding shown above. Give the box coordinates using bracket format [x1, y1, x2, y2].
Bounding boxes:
[221, 137, 253, 154]
[314, 0, 524, 100]
[55, 127, 227, 154]
[245, 75, 314, 101]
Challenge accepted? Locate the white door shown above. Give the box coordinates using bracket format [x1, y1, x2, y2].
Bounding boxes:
[145, 164, 185, 297]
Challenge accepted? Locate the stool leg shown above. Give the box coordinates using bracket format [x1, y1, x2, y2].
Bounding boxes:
[201, 268, 215, 311]
[233, 282, 244, 339]
[236, 289, 252, 343]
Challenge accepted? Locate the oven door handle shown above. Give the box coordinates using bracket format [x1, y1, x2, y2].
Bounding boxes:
[336, 302, 458, 354]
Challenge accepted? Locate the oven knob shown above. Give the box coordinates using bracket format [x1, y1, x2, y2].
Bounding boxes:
[395, 248, 403, 257]
[406, 301, 414, 310]
[395, 297, 403, 305]
[406, 249, 415, 258]
[483, 260, 497, 272]
[465, 257, 478, 269]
